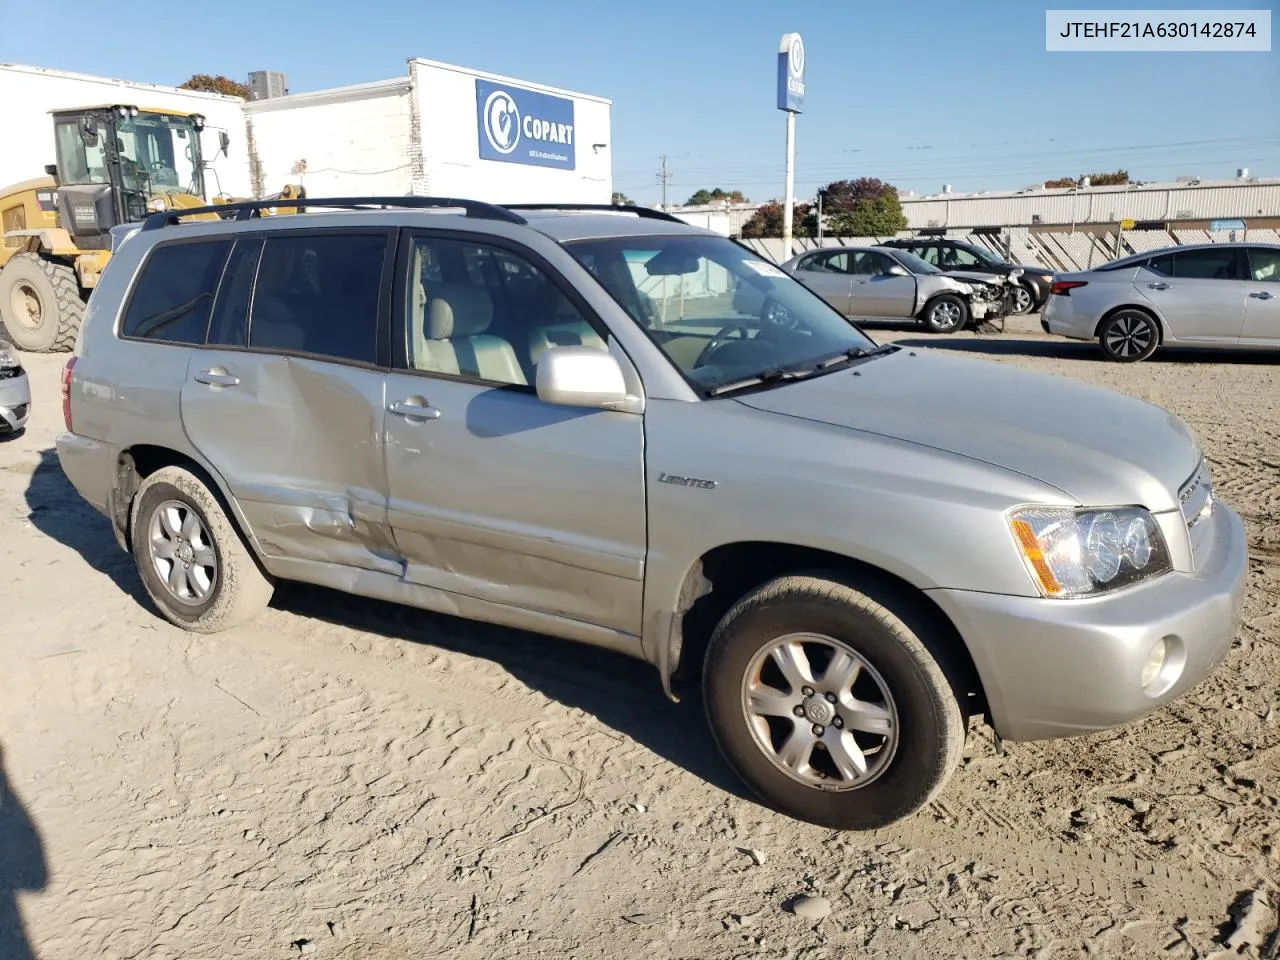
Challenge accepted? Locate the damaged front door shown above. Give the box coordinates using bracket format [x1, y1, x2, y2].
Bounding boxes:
[179, 230, 400, 572]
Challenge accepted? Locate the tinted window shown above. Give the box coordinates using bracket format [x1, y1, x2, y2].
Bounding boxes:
[121, 240, 231, 344]
[1171, 248, 1241, 280]
[249, 233, 387, 364]
[405, 237, 598, 387]
[208, 238, 262, 347]
[1145, 253, 1174, 277]
[1247, 247, 1280, 282]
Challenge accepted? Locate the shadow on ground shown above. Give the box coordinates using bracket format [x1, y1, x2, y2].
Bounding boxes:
[23, 450, 142, 602]
[22, 449, 748, 803]
[0, 745, 47, 960]
[271, 582, 751, 802]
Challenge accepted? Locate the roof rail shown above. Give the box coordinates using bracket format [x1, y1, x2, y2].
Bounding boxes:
[141, 196, 528, 231]
[501, 203, 688, 224]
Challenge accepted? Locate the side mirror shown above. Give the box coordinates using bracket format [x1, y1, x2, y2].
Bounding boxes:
[44, 163, 58, 179]
[1009, 268, 1024, 282]
[219, 131, 231, 156]
[536, 346, 628, 409]
[884, 263, 909, 277]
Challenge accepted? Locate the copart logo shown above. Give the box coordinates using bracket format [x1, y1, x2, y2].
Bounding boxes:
[482, 89, 521, 155]
[788, 35, 805, 80]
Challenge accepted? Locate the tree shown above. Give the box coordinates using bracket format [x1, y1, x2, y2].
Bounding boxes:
[1044, 169, 1131, 189]
[1043, 177, 1077, 189]
[816, 178, 907, 237]
[611, 191, 634, 206]
[740, 201, 814, 238]
[179, 74, 251, 99]
[686, 187, 747, 206]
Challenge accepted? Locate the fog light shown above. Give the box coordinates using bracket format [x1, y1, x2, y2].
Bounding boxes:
[1140, 638, 1167, 689]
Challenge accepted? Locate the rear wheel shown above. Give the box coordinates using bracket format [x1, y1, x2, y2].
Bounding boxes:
[920, 294, 969, 334]
[703, 575, 966, 830]
[1098, 309, 1159, 363]
[0, 253, 84, 352]
[130, 466, 274, 632]
[1009, 284, 1035, 315]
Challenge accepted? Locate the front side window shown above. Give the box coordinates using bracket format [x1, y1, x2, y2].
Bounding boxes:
[916, 245, 942, 266]
[1248, 247, 1280, 282]
[1170, 248, 1242, 280]
[121, 240, 231, 344]
[566, 234, 877, 394]
[403, 236, 601, 387]
[852, 251, 894, 276]
[248, 233, 387, 365]
[886, 249, 940, 275]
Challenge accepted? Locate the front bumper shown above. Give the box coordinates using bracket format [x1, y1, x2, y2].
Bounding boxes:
[0, 370, 31, 433]
[929, 502, 1247, 742]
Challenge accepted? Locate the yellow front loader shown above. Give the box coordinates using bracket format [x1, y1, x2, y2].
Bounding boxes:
[0, 103, 301, 352]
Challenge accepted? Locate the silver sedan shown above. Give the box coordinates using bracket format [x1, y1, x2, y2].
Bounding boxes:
[1043, 242, 1280, 362]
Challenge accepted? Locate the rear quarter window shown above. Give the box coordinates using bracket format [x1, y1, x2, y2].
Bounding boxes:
[120, 239, 232, 344]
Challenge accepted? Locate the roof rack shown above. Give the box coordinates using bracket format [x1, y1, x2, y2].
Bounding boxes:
[141, 196, 528, 231]
[501, 203, 687, 224]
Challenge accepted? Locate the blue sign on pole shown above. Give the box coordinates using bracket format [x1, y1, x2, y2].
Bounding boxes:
[475, 79, 576, 170]
[776, 33, 805, 113]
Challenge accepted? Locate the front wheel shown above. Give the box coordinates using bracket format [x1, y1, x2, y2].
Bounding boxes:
[703, 575, 966, 830]
[0, 254, 83, 352]
[1098, 309, 1159, 362]
[920, 294, 969, 334]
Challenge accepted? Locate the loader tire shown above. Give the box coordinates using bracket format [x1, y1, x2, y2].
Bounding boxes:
[0, 254, 84, 353]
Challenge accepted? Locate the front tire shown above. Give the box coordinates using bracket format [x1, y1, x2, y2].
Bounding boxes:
[920, 294, 969, 334]
[129, 466, 274, 632]
[703, 575, 966, 830]
[0, 254, 84, 352]
[1098, 309, 1159, 363]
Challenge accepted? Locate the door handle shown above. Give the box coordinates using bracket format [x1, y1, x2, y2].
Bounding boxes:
[389, 400, 441, 421]
[1147, 282, 1170, 290]
[194, 369, 240, 387]
[1249, 291, 1275, 300]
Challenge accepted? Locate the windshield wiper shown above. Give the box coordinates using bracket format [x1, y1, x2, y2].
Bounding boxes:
[815, 343, 898, 369]
[706, 367, 803, 397]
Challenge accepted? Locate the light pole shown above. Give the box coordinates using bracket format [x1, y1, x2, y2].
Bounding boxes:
[777, 33, 805, 255]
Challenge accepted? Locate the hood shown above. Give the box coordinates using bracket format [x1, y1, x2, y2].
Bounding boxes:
[945, 269, 1005, 287]
[736, 349, 1198, 512]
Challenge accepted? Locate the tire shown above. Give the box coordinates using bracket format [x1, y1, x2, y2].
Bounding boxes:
[0, 254, 84, 352]
[703, 575, 966, 830]
[1098, 309, 1159, 363]
[920, 294, 969, 334]
[1009, 283, 1035, 315]
[129, 466, 274, 632]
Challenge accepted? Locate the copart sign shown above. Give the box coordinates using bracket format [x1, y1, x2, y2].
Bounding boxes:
[475, 79, 576, 170]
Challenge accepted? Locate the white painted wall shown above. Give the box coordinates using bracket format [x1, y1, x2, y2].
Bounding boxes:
[409, 59, 611, 203]
[0, 63, 250, 198]
[243, 78, 415, 198]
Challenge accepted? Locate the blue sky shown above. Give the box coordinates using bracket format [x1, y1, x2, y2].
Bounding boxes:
[2, 0, 1276, 204]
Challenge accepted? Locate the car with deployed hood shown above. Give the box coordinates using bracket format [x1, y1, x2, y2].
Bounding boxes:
[779, 245, 1016, 333]
[54, 196, 1246, 830]
[0, 336, 31, 436]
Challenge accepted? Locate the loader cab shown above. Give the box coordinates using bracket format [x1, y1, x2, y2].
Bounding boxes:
[49, 105, 208, 248]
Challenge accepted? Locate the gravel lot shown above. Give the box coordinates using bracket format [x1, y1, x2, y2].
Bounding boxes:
[2, 316, 1277, 960]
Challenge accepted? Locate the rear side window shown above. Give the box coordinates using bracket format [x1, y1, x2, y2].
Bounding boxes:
[248, 233, 388, 365]
[208, 238, 263, 347]
[121, 240, 231, 344]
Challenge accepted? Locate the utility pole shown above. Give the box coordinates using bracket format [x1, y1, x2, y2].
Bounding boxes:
[657, 155, 672, 211]
[816, 191, 824, 242]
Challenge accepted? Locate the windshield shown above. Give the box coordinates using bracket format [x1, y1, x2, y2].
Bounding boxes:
[116, 113, 204, 197]
[565, 234, 877, 394]
[886, 249, 940, 275]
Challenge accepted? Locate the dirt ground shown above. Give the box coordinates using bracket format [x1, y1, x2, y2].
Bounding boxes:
[2, 316, 1278, 960]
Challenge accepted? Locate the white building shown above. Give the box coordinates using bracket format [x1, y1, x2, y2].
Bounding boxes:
[1, 58, 613, 205]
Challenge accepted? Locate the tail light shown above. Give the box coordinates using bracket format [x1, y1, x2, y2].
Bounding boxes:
[1051, 280, 1088, 296]
[61, 357, 77, 432]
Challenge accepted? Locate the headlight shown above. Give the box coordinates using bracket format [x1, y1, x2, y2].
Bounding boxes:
[1007, 506, 1172, 598]
[0, 339, 17, 369]
[148, 197, 167, 212]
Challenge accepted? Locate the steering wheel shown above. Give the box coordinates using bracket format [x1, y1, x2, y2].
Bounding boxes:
[761, 296, 800, 331]
[693, 324, 751, 369]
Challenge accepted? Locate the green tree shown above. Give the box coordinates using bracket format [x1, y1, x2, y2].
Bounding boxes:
[1044, 169, 1130, 189]
[740, 201, 814, 238]
[179, 74, 251, 99]
[611, 191, 635, 206]
[1043, 177, 1077, 189]
[686, 187, 747, 205]
[817, 178, 907, 236]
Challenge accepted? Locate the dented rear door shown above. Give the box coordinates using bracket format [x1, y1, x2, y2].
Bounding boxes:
[179, 230, 401, 574]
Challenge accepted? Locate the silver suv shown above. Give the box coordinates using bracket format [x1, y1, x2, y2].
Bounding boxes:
[56, 198, 1247, 830]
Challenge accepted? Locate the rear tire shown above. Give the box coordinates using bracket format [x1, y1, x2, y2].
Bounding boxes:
[920, 294, 969, 334]
[703, 575, 966, 830]
[1098, 309, 1159, 363]
[130, 466, 274, 633]
[1009, 283, 1035, 315]
[0, 254, 84, 352]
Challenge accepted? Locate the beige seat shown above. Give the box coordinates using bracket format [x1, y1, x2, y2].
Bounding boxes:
[528, 320, 607, 366]
[413, 283, 526, 385]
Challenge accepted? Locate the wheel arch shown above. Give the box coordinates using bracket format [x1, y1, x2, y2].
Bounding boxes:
[664, 540, 987, 717]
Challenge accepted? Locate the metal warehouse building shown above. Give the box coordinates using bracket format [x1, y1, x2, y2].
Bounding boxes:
[0, 58, 612, 205]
